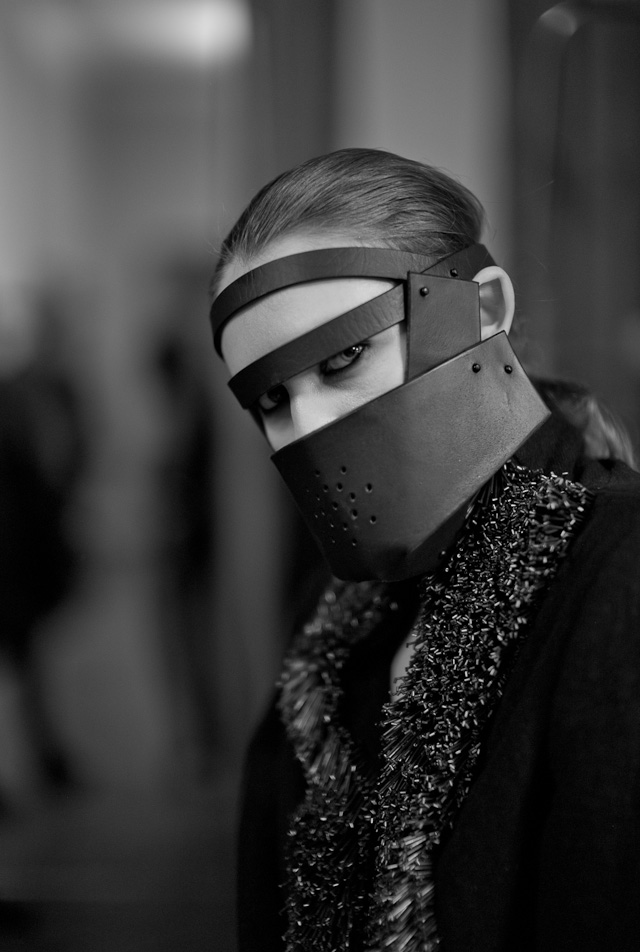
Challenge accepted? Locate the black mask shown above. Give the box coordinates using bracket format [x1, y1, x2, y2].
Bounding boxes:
[210, 244, 550, 580]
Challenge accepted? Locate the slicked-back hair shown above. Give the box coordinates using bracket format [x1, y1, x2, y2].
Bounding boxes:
[212, 148, 637, 469]
[212, 148, 485, 291]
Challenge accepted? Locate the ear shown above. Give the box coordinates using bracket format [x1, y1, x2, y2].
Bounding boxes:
[473, 266, 515, 340]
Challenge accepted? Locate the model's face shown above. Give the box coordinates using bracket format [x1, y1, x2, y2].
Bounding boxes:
[220, 234, 406, 451]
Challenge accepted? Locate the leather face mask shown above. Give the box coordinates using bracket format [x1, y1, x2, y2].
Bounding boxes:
[210, 244, 550, 581]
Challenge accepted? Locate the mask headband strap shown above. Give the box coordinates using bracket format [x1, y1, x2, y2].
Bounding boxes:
[210, 243, 495, 356]
[229, 284, 404, 408]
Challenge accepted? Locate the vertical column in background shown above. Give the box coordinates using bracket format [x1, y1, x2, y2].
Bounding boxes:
[332, 0, 513, 268]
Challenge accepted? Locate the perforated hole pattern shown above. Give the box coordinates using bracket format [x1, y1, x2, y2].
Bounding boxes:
[304, 465, 378, 547]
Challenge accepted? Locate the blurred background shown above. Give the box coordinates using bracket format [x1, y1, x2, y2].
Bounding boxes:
[0, 0, 638, 948]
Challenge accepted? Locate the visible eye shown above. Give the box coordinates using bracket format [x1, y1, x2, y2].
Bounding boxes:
[257, 384, 289, 414]
[322, 343, 366, 376]
[255, 341, 368, 416]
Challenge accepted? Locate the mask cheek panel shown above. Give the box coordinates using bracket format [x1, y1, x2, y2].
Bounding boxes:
[405, 272, 481, 378]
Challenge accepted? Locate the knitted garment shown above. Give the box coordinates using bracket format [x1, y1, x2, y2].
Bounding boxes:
[278, 461, 592, 952]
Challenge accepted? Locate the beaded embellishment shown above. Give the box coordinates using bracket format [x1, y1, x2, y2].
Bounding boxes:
[278, 461, 592, 952]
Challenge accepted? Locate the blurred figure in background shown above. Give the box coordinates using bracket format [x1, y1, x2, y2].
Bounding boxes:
[149, 265, 220, 783]
[0, 287, 86, 799]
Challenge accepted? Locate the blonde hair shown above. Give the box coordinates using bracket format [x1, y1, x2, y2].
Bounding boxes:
[538, 380, 638, 469]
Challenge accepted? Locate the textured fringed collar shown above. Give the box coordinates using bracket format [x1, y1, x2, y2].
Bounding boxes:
[278, 461, 592, 952]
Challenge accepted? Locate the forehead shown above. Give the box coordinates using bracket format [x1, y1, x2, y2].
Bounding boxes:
[219, 234, 393, 375]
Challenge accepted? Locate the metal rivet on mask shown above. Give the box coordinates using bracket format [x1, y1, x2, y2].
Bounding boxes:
[450, 268, 459, 277]
[472, 363, 481, 373]
[504, 364, 513, 374]
[419, 286, 429, 297]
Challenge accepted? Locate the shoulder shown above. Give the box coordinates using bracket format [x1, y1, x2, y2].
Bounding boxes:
[548, 456, 640, 631]
[529, 460, 640, 751]
[517, 458, 640, 722]
[568, 458, 640, 574]
[577, 453, 640, 497]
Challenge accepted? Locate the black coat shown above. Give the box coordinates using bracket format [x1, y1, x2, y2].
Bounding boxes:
[237, 411, 640, 951]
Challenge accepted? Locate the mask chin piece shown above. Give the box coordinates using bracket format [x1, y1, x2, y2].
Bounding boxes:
[273, 334, 550, 582]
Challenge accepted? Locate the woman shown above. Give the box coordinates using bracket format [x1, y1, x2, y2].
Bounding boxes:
[209, 149, 640, 952]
